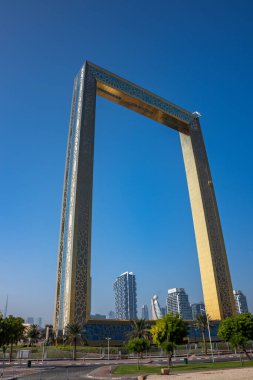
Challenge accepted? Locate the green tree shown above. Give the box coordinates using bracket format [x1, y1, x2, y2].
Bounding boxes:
[26, 324, 41, 346]
[126, 338, 150, 369]
[194, 313, 211, 355]
[0, 312, 4, 346]
[3, 315, 25, 361]
[128, 319, 151, 340]
[0, 312, 6, 355]
[0, 313, 7, 363]
[218, 313, 253, 361]
[65, 323, 83, 360]
[150, 313, 187, 367]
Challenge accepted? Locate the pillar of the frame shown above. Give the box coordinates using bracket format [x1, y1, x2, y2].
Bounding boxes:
[180, 119, 235, 320]
[70, 64, 96, 326]
[56, 63, 96, 330]
[53, 77, 79, 332]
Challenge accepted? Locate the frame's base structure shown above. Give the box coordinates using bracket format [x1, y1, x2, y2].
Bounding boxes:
[84, 319, 222, 345]
[56, 319, 222, 346]
[54, 61, 235, 331]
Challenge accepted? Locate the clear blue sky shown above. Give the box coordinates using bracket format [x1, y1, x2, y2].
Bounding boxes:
[0, 0, 252, 324]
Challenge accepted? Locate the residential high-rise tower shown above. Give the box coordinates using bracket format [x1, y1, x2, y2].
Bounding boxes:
[191, 303, 205, 320]
[113, 272, 137, 320]
[167, 288, 192, 320]
[141, 304, 149, 320]
[233, 290, 248, 314]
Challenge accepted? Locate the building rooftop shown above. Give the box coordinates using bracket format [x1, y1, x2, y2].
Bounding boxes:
[168, 288, 184, 294]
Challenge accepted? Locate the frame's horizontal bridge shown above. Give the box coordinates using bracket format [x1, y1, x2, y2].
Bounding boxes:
[87, 62, 195, 134]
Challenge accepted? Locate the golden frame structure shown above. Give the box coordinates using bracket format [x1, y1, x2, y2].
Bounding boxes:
[54, 61, 235, 331]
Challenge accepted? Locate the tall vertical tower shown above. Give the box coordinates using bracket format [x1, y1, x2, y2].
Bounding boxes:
[151, 295, 163, 320]
[191, 303, 205, 320]
[53, 65, 96, 332]
[141, 304, 149, 320]
[54, 61, 235, 332]
[113, 272, 137, 320]
[167, 288, 192, 320]
[233, 290, 249, 314]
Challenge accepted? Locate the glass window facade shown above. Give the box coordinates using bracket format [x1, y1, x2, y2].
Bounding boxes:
[113, 272, 137, 320]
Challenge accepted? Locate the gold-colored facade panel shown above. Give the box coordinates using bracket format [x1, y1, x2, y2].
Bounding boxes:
[180, 132, 221, 319]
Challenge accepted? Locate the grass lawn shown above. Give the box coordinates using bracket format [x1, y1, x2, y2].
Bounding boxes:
[0, 345, 104, 360]
[112, 361, 253, 375]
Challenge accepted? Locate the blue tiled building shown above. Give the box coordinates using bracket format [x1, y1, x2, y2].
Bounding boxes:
[84, 319, 221, 345]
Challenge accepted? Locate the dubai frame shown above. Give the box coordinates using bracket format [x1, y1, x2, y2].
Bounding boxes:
[54, 61, 235, 331]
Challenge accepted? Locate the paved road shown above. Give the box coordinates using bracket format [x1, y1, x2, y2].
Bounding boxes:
[1, 354, 251, 379]
[17, 364, 99, 379]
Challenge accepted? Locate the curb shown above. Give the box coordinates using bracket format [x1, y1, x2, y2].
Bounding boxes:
[87, 377, 138, 380]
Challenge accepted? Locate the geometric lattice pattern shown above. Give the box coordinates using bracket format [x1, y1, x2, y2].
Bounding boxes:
[53, 61, 235, 331]
[113, 272, 137, 320]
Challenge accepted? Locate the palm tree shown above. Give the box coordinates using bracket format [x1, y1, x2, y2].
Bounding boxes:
[65, 323, 82, 360]
[27, 324, 41, 346]
[128, 319, 151, 341]
[194, 314, 211, 355]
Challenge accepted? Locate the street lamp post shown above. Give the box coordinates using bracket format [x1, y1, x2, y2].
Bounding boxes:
[41, 326, 50, 364]
[201, 308, 214, 363]
[42, 340, 47, 363]
[105, 337, 111, 362]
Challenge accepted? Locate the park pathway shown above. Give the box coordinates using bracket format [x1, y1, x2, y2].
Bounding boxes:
[148, 367, 253, 379]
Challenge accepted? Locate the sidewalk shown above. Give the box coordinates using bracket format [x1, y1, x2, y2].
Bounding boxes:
[88, 365, 253, 380]
[148, 367, 253, 379]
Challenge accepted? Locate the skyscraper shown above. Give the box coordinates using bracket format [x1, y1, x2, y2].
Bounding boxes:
[141, 304, 149, 320]
[191, 303, 205, 320]
[167, 288, 192, 320]
[113, 272, 137, 320]
[151, 295, 163, 320]
[35, 317, 43, 327]
[233, 290, 249, 314]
